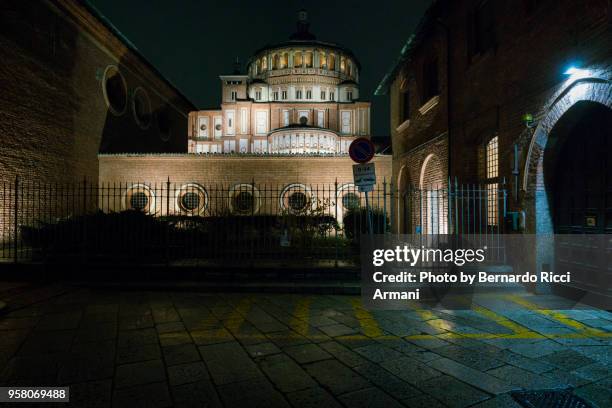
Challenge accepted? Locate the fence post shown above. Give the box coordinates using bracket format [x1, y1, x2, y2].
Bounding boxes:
[334, 178, 338, 268]
[166, 177, 171, 266]
[166, 177, 171, 217]
[390, 181, 395, 236]
[13, 176, 18, 264]
[250, 178, 255, 270]
[447, 177, 452, 235]
[383, 178, 387, 234]
[83, 177, 88, 264]
[454, 177, 459, 235]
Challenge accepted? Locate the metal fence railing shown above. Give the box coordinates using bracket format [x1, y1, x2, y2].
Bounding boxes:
[0, 178, 389, 266]
[0, 177, 506, 266]
[400, 179, 508, 263]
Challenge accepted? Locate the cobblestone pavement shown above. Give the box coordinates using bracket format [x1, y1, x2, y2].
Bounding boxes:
[0, 286, 610, 408]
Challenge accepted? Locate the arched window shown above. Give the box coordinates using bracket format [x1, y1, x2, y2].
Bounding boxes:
[340, 56, 346, 73]
[328, 54, 336, 70]
[294, 51, 303, 67]
[347, 61, 352, 76]
[261, 56, 267, 71]
[304, 51, 313, 68]
[272, 54, 280, 69]
[281, 53, 288, 68]
[485, 136, 499, 226]
[319, 51, 327, 69]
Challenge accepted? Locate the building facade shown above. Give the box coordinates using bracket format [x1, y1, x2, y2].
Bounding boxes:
[187, 11, 370, 155]
[378, 0, 611, 298]
[0, 0, 194, 185]
[98, 10, 390, 218]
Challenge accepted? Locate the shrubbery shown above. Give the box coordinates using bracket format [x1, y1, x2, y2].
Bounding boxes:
[342, 207, 389, 242]
[20, 210, 346, 262]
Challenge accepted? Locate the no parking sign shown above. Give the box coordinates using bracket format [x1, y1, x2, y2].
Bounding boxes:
[349, 138, 376, 192]
[348, 137, 375, 163]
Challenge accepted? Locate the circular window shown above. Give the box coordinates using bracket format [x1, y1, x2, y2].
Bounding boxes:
[288, 191, 308, 211]
[299, 116, 308, 125]
[130, 192, 148, 210]
[175, 184, 208, 215]
[280, 184, 314, 214]
[181, 192, 200, 211]
[234, 192, 254, 213]
[342, 192, 360, 210]
[123, 185, 155, 214]
[132, 87, 151, 129]
[102, 66, 127, 115]
[215, 124, 222, 131]
[200, 124, 207, 131]
[229, 184, 260, 215]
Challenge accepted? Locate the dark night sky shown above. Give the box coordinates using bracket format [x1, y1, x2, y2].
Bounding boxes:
[88, 0, 431, 136]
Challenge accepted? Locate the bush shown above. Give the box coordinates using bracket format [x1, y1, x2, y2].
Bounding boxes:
[343, 207, 389, 241]
[20, 210, 345, 261]
[21, 210, 175, 261]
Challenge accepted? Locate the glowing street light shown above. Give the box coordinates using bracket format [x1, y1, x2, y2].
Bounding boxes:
[563, 64, 591, 78]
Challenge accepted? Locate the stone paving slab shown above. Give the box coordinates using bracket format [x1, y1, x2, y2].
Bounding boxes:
[0, 286, 610, 407]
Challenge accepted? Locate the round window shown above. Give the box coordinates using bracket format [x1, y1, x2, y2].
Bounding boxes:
[132, 87, 151, 128]
[200, 124, 207, 131]
[233, 191, 254, 213]
[342, 192, 360, 210]
[180, 192, 200, 211]
[288, 192, 308, 211]
[215, 124, 222, 131]
[299, 116, 308, 125]
[103, 66, 127, 115]
[130, 192, 149, 211]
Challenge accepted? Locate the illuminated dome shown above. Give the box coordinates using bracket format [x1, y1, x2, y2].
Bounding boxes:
[188, 10, 371, 155]
[246, 10, 361, 104]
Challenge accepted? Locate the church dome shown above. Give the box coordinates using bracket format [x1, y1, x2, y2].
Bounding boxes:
[246, 10, 360, 86]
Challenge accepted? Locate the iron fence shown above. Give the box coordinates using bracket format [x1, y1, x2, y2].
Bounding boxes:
[399, 179, 508, 263]
[0, 177, 507, 266]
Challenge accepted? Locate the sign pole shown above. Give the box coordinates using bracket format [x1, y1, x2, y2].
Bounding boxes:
[364, 190, 373, 235]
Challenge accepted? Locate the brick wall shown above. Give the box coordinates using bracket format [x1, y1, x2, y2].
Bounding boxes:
[99, 154, 392, 187]
[0, 0, 194, 186]
[98, 153, 392, 217]
[388, 0, 611, 234]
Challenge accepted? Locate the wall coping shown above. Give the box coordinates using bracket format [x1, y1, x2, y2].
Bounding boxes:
[98, 153, 392, 160]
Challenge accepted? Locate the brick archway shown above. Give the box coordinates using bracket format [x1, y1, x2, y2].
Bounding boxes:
[522, 77, 611, 294]
[523, 78, 612, 234]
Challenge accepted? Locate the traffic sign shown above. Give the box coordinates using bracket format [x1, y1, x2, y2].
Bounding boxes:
[353, 162, 376, 192]
[348, 138, 375, 163]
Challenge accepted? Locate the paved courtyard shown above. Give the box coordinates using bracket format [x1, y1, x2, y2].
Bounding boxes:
[0, 285, 610, 408]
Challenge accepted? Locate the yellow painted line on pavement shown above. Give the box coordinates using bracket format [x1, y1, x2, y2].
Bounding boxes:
[290, 297, 312, 336]
[184, 330, 611, 343]
[410, 303, 438, 321]
[505, 295, 609, 336]
[351, 298, 384, 338]
[469, 304, 535, 335]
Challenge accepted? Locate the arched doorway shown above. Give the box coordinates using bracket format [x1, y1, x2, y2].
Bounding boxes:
[419, 154, 447, 234]
[546, 102, 612, 297]
[549, 102, 612, 234]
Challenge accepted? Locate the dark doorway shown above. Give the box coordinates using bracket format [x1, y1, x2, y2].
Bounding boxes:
[552, 103, 612, 234]
[548, 102, 612, 298]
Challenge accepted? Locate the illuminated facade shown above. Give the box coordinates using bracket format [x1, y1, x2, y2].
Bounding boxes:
[187, 10, 371, 154]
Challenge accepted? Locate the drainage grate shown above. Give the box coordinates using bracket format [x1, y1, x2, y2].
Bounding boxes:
[511, 390, 593, 408]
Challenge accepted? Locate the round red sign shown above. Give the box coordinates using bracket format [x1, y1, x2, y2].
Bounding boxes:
[348, 138, 375, 163]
